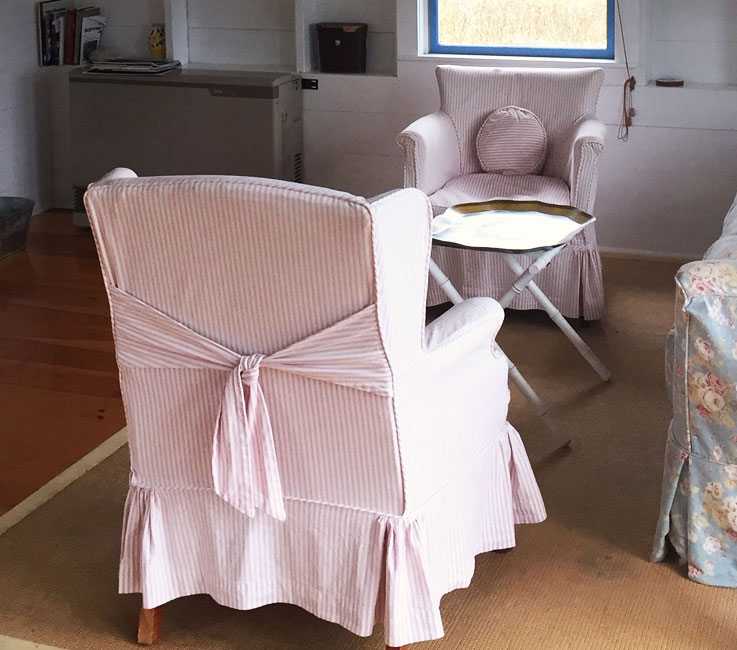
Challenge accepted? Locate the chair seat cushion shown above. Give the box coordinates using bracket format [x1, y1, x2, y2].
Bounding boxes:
[476, 106, 547, 175]
[428, 173, 571, 216]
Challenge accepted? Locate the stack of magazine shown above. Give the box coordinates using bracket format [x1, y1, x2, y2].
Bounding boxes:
[86, 58, 182, 74]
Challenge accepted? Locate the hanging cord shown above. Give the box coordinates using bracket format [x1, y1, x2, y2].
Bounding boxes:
[616, 0, 636, 141]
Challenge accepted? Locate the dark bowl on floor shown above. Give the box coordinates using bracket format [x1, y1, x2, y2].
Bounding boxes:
[0, 196, 35, 260]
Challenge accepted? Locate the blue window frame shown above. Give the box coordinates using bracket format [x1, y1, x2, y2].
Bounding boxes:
[428, 0, 615, 60]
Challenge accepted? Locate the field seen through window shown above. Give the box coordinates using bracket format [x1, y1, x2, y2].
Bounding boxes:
[437, 0, 609, 50]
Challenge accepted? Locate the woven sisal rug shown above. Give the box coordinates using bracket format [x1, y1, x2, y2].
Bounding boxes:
[2, 258, 736, 649]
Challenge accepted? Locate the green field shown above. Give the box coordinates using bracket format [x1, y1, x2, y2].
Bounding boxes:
[437, 0, 608, 49]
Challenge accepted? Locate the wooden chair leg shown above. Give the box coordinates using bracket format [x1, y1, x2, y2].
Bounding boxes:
[138, 606, 162, 645]
[137, 604, 403, 648]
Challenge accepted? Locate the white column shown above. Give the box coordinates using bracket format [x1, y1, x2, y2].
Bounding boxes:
[164, 0, 189, 64]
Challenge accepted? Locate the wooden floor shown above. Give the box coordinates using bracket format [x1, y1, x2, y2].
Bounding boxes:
[0, 210, 125, 515]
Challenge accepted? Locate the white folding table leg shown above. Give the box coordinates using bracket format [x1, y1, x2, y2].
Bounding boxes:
[428, 259, 570, 448]
[506, 356, 571, 448]
[428, 258, 464, 304]
[501, 254, 612, 382]
[497, 246, 561, 311]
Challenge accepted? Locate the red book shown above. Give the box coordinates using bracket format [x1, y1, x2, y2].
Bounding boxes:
[64, 8, 77, 65]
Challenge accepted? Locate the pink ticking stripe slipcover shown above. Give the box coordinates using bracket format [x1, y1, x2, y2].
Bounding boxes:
[428, 172, 570, 211]
[85, 171, 546, 647]
[436, 65, 603, 181]
[119, 423, 544, 646]
[476, 106, 548, 175]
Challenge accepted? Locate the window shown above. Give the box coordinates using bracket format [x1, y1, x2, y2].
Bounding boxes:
[428, 0, 615, 59]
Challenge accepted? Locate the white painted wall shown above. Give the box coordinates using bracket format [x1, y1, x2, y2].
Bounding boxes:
[0, 0, 54, 212]
[187, 0, 295, 67]
[594, 84, 737, 258]
[301, 63, 737, 259]
[299, 0, 737, 259]
[180, 0, 396, 74]
[42, 0, 737, 259]
[96, 0, 165, 59]
[649, 0, 737, 85]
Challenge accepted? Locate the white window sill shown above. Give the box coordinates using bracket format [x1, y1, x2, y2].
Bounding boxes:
[399, 53, 634, 71]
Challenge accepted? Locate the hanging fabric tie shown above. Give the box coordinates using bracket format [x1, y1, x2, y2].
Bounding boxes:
[616, 0, 636, 141]
[108, 286, 394, 520]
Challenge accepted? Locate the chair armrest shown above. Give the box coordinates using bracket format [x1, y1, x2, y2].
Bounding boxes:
[668, 259, 737, 461]
[676, 259, 737, 301]
[564, 117, 605, 212]
[394, 296, 509, 511]
[90, 167, 139, 187]
[370, 188, 434, 364]
[424, 297, 504, 354]
[397, 111, 461, 196]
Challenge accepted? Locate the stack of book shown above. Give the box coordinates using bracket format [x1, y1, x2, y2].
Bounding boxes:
[37, 1, 106, 66]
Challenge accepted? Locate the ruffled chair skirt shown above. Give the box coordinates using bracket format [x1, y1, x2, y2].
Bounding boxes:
[427, 228, 605, 321]
[652, 422, 737, 587]
[120, 423, 546, 647]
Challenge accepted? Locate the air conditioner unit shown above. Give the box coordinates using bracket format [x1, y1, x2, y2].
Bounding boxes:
[69, 68, 303, 225]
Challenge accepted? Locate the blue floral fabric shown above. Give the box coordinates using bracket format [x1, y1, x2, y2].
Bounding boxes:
[653, 260, 737, 585]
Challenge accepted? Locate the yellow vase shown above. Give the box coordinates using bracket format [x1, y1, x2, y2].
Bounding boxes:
[148, 23, 166, 60]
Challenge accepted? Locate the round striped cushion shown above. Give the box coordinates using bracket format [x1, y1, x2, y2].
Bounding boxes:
[476, 106, 547, 175]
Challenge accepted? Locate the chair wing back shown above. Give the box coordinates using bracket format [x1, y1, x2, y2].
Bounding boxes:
[370, 188, 433, 365]
[436, 65, 604, 180]
[85, 174, 410, 514]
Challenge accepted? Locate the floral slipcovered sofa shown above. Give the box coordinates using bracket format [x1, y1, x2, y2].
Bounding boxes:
[653, 192, 737, 585]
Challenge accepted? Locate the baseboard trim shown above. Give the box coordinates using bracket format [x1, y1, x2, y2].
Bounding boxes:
[600, 246, 693, 264]
[0, 427, 128, 536]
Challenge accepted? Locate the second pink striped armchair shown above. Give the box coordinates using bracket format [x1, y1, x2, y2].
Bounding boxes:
[84, 170, 546, 648]
[398, 65, 607, 320]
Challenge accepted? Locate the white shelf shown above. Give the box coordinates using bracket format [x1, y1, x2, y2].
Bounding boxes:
[647, 80, 737, 92]
[164, 0, 397, 77]
[301, 69, 398, 79]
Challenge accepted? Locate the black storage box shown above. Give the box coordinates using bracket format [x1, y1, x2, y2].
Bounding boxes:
[316, 23, 368, 73]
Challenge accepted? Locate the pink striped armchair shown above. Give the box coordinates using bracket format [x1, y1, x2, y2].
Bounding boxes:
[84, 170, 546, 648]
[398, 65, 607, 320]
